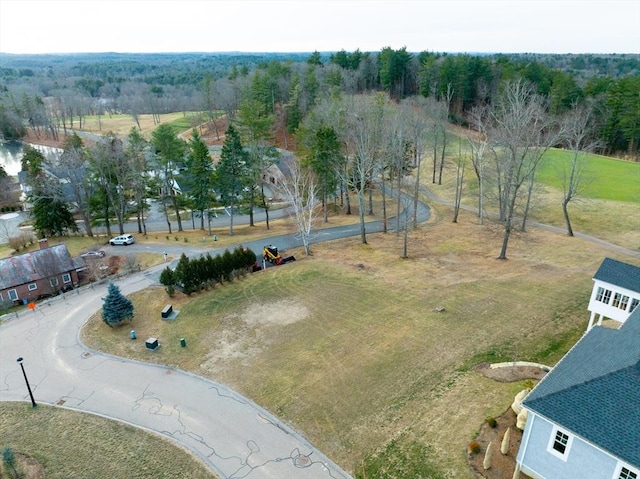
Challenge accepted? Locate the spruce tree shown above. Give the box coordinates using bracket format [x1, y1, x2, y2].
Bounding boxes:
[102, 283, 134, 327]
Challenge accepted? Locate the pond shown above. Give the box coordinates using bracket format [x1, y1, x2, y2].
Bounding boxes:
[0, 141, 63, 176]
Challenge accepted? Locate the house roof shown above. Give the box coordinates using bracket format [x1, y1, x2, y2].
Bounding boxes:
[523, 308, 640, 468]
[593, 257, 640, 293]
[0, 244, 76, 290]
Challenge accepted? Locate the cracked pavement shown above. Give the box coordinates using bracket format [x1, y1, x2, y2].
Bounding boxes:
[0, 271, 352, 479]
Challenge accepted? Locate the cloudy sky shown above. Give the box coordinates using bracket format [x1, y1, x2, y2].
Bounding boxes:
[1, 0, 638, 55]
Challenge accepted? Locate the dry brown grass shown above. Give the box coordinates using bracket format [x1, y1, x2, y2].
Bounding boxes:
[0, 402, 216, 479]
[77, 112, 189, 139]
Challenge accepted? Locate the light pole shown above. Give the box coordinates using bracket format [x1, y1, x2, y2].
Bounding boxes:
[16, 357, 37, 408]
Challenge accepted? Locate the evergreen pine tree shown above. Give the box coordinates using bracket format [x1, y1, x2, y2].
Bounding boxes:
[102, 283, 134, 327]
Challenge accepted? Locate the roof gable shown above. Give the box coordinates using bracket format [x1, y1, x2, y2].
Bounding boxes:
[0, 244, 75, 290]
[593, 257, 640, 293]
[524, 308, 640, 467]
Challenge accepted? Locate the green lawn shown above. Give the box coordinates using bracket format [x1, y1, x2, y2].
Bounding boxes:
[537, 148, 640, 202]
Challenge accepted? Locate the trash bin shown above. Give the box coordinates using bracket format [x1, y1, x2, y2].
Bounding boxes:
[130, 330, 136, 340]
[180, 338, 186, 348]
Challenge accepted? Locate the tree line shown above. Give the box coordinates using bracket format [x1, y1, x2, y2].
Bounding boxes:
[0, 50, 638, 156]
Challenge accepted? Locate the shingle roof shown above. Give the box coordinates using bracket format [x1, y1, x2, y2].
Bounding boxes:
[593, 257, 640, 294]
[523, 308, 640, 468]
[0, 244, 75, 290]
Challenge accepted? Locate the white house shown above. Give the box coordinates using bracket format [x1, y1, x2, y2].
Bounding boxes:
[516, 306, 640, 479]
[586, 258, 640, 330]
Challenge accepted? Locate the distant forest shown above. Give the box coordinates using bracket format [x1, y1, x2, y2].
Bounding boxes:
[0, 50, 638, 156]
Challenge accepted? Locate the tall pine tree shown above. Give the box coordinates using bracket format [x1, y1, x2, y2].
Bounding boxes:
[102, 283, 134, 327]
[215, 125, 248, 235]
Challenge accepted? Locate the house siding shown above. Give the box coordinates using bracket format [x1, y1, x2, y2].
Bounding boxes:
[0, 270, 78, 304]
[0, 244, 80, 305]
[518, 413, 620, 479]
[588, 279, 640, 324]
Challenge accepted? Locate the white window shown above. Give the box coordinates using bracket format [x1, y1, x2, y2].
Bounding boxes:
[603, 289, 612, 304]
[612, 293, 622, 308]
[8, 289, 18, 301]
[630, 298, 639, 313]
[619, 295, 629, 310]
[547, 427, 573, 460]
[614, 464, 639, 479]
[596, 287, 605, 301]
[50, 277, 59, 287]
[62, 273, 71, 283]
[28, 283, 37, 291]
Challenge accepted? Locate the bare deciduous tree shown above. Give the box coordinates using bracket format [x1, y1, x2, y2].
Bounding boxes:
[400, 96, 430, 229]
[347, 94, 386, 244]
[486, 79, 559, 259]
[468, 105, 491, 224]
[559, 103, 598, 236]
[274, 159, 318, 256]
[452, 138, 467, 223]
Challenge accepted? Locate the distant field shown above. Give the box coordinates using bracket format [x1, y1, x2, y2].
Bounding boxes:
[78, 112, 207, 139]
[537, 148, 640, 202]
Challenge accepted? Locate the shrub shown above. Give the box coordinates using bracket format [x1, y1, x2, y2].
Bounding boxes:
[485, 417, 497, 428]
[8, 235, 22, 252]
[468, 441, 481, 455]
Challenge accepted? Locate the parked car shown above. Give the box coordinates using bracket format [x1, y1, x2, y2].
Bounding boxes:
[109, 234, 135, 246]
[81, 249, 106, 258]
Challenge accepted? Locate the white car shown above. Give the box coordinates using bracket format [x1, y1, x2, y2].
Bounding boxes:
[109, 234, 135, 246]
[81, 249, 106, 258]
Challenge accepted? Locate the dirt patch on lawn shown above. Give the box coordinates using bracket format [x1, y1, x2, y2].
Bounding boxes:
[198, 299, 309, 375]
[473, 362, 548, 383]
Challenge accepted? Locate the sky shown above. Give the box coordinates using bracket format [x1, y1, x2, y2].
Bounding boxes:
[0, 0, 639, 55]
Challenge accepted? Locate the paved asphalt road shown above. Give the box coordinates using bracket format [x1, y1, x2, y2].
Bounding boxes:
[0, 194, 427, 479]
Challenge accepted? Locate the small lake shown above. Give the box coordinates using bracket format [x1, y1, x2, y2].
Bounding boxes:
[0, 141, 63, 176]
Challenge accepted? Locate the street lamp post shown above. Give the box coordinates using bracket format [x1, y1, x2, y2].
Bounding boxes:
[16, 357, 37, 408]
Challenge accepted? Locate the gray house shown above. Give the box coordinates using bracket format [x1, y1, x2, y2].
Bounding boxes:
[516, 307, 640, 479]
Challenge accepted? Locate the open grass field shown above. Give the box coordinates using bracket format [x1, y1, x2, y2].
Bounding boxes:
[427, 150, 640, 251]
[80, 201, 637, 477]
[537, 149, 640, 202]
[77, 112, 208, 139]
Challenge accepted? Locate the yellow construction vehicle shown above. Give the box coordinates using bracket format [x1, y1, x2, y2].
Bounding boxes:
[263, 245, 283, 265]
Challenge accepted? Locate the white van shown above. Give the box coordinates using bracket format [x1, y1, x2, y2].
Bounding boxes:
[109, 234, 135, 245]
